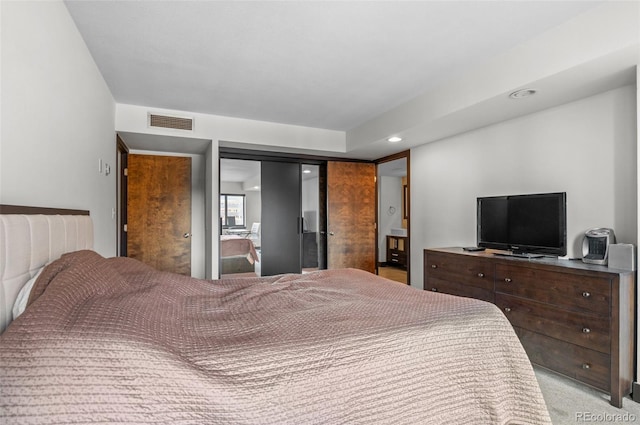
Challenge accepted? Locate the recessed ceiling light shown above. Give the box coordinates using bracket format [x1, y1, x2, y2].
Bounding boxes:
[387, 136, 402, 143]
[509, 88, 537, 99]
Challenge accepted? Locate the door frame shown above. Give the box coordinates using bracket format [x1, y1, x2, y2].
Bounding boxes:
[116, 135, 129, 257]
[116, 133, 211, 277]
[375, 150, 411, 285]
[126, 153, 193, 275]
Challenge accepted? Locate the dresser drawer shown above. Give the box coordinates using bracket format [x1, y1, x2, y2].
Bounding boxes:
[495, 264, 610, 316]
[388, 250, 407, 261]
[515, 327, 610, 392]
[496, 293, 610, 354]
[426, 277, 494, 303]
[388, 250, 406, 258]
[426, 253, 493, 290]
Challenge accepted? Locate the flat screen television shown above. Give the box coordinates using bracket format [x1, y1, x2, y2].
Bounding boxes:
[477, 192, 567, 257]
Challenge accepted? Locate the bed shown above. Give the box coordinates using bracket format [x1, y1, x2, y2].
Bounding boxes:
[0, 206, 551, 424]
[220, 234, 260, 274]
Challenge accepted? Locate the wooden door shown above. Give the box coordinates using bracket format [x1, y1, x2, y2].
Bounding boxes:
[327, 161, 376, 273]
[127, 154, 192, 275]
[260, 161, 302, 276]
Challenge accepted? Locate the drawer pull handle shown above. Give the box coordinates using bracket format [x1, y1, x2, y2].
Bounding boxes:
[582, 363, 591, 370]
[431, 288, 438, 292]
[431, 264, 437, 269]
[504, 307, 511, 313]
[582, 327, 591, 334]
[582, 291, 591, 298]
[504, 278, 512, 283]
[392, 253, 399, 257]
[477, 273, 484, 278]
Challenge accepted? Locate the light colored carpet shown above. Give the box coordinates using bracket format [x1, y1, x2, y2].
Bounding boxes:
[534, 366, 640, 424]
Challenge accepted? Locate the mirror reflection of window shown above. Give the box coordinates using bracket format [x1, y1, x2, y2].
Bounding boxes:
[220, 194, 245, 228]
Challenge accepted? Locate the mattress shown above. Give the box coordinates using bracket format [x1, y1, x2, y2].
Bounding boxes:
[0, 250, 551, 424]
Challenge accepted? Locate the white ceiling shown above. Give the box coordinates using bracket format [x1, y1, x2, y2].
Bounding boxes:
[64, 1, 636, 160]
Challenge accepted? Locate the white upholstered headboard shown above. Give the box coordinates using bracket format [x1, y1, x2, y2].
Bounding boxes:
[0, 206, 93, 333]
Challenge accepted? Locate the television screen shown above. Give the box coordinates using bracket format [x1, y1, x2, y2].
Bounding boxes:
[477, 192, 566, 256]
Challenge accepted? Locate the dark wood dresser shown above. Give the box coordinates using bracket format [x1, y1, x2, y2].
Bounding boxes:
[386, 235, 408, 268]
[424, 247, 635, 407]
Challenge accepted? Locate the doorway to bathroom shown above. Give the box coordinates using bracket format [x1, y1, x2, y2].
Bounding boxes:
[377, 151, 409, 284]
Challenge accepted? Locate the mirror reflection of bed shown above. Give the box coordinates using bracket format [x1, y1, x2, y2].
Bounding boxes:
[220, 224, 319, 279]
[220, 222, 261, 277]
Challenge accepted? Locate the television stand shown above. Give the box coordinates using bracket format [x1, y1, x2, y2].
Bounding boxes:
[493, 252, 544, 259]
[423, 247, 635, 407]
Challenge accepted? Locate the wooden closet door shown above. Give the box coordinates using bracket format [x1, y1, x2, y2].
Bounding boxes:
[127, 154, 192, 275]
[327, 162, 376, 273]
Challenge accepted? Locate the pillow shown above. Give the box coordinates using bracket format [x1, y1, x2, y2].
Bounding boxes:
[12, 268, 43, 320]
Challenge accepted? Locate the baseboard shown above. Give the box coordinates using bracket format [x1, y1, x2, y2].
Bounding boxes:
[632, 382, 640, 403]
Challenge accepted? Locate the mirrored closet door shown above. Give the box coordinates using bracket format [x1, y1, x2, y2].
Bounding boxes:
[219, 153, 324, 278]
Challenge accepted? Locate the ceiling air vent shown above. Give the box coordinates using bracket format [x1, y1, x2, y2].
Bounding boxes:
[148, 113, 194, 131]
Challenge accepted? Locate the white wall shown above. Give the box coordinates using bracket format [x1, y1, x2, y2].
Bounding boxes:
[116, 104, 345, 154]
[205, 143, 216, 278]
[1, 1, 117, 256]
[245, 191, 261, 231]
[410, 85, 637, 288]
[302, 175, 319, 232]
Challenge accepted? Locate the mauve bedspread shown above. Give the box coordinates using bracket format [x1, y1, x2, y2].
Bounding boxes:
[220, 235, 259, 264]
[0, 250, 551, 424]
